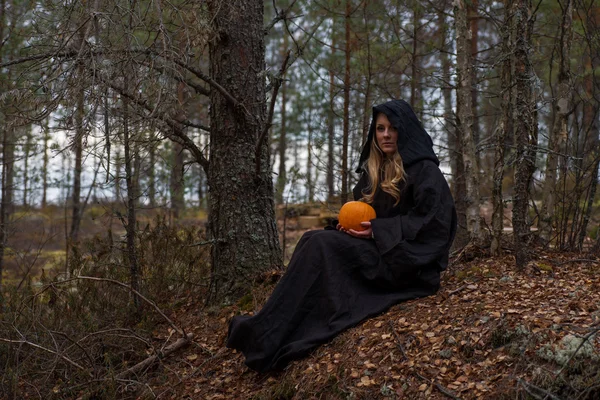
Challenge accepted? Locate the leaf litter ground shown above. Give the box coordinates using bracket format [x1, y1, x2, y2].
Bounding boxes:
[147, 250, 600, 399]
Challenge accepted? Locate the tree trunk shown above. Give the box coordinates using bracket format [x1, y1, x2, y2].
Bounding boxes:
[539, 0, 572, 245]
[114, 148, 121, 202]
[207, 0, 282, 303]
[455, 0, 481, 240]
[0, 123, 13, 304]
[361, 0, 372, 143]
[42, 120, 49, 209]
[306, 109, 314, 203]
[148, 135, 156, 208]
[22, 129, 32, 207]
[578, 34, 599, 250]
[410, 1, 421, 117]
[123, 89, 141, 314]
[439, 7, 467, 249]
[512, 0, 537, 269]
[170, 82, 186, 220]
[469, 0, 480, 151]
[341, 0, 352, 204]
[69, 85, 84, 244]
[327, 66, 335, 201]
[275, 47, 288, 205]
[491, 0, 514, 256]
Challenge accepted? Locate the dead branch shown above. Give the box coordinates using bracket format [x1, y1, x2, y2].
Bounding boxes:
[554, 258, 600, 266]
[554, 326, 600, 377]
[64, 275, 186, 337]
[95, 73, 210, 173]
[264, 0, 299, 34]
[447, 284, 469, 295]
[115, 333, 194, 380]
[388, 320, 408, 360]
[254, 18, 323, 177]
[415, 371, 462, 400]
[517, 378, 562, 400]
[0, 338, 91, 375]
[255, 50, 291, 177]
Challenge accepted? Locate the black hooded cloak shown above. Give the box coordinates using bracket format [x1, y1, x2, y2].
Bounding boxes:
[227, 99, 457, 372]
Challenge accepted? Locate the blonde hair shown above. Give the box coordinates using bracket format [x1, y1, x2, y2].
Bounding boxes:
[362, 136, 405, 205]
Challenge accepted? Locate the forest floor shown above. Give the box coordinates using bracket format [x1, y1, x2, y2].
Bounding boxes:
[143, 240, 600, 399]
[3, 208, 599, 399]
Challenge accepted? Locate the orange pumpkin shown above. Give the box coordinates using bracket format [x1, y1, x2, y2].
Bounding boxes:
[338, 201, 376, 231]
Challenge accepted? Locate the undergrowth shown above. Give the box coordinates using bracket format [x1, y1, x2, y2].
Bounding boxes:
[0, 215, 210, 399]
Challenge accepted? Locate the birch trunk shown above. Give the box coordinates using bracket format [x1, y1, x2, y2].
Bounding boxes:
[539, 0, 573, 245]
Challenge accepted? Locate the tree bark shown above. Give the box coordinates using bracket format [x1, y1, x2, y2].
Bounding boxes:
[539, 0, 573, 245]
[454, 0, 481, 240]
[22, 129, 32, 207]
[69, 83, 84, 244]
[0, 123, 13, 303]
[438, 7, 466, 249]
[327, 65, 335, 201]
[306, 108, 314, 203]
[148, 134, 156, 208]
[341, 0, 352, 204]
[469, 0, 480, 151]
[207, 0, 282, 303]
[123, 89, 141, 314]
[170, 82, 186, 220]
[410, 1, 422, 118]
[42, 120, 50, 209]
[491, 0, 514, 256]
[275, 41, 288, 205]
[512, 0, 537, 269]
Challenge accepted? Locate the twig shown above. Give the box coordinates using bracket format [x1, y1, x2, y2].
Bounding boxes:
[0, 338, 90, 375]
[554, 258, 600, 266]
[517, 378, 563, 400]
[188, 239, 225, 247]
[264, 0, 299, 34]
[255, 18, 323, 177]
[388, 321, 408, 360]
[447, 284, 468, 296]
[554, 326, 600, 377]
[63, 276, 186, 337]
[115, 333, 194, 380]
[255, 50, 291, 177]
[415, 371, 462, 400]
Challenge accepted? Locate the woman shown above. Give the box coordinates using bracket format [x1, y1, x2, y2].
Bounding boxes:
[227, 99, 457, 372]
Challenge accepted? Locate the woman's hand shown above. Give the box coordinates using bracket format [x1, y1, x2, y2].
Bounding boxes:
[337, 222, 373, 239]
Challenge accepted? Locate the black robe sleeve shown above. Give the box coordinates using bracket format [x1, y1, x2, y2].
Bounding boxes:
[370, 160, 456, 272]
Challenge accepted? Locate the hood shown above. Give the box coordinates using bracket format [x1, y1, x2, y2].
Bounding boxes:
[356, 99, 439, 173]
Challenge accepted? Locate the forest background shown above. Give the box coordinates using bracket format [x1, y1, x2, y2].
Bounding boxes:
[0, 0, 599, 398]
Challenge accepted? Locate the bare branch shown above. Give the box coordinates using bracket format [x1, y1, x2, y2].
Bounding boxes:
[97, 74, 210, 173]
[255, 18, 323, 177]
[68, 276, 186, 338]
[264, 0, 300, 34]
[0, 338, 91, 374]
[168, 57, 241, 108]
[115, 333, 194, 380]
[255, 50, 291, 177]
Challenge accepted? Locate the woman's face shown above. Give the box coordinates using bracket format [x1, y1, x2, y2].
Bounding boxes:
[375, 113, 398, 157]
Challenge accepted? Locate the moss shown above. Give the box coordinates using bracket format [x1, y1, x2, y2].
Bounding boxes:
[455, 265, 484, 280]
[536, 263, 554, 272]
[237, 293, 255, 312]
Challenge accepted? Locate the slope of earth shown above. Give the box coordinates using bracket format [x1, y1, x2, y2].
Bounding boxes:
[147, 252, 600, 400]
